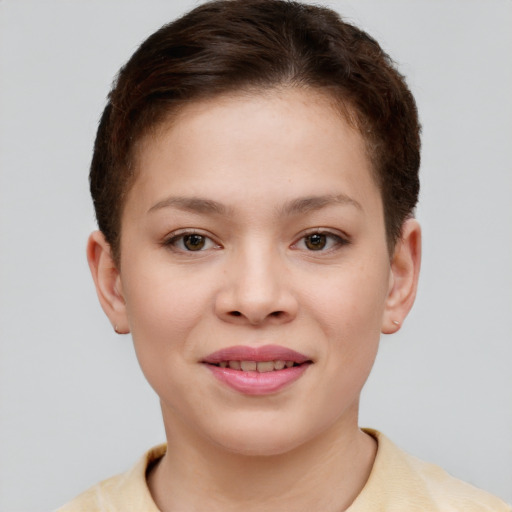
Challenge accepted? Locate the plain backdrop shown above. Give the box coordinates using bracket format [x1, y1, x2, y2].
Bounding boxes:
[1, 1, 511, 510]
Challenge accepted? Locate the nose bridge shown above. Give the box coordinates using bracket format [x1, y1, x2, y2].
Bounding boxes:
[238, 238, 280, 301]
[216, 236, 297, 325]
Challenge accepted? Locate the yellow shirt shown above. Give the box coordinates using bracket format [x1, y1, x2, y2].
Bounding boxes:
[56, 430, 511, 511]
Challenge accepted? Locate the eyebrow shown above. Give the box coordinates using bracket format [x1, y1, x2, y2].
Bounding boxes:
[148, 196, 231, 215]
[147, 193, 361, 216]
[279, 194, 362, 216]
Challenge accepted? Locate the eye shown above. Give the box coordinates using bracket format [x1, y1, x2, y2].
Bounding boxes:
[294, 231, 348, 252]
[305, 233, 328, 251]
[183, 234, 207, 251]
[165, 231, 219, 252]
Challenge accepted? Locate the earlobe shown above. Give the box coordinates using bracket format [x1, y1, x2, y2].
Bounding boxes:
[86, 231, 130, 334]
[381, 219, 421, 334]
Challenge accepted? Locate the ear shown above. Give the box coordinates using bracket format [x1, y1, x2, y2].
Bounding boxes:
[86, 231, 130, 334]
[381, 219, 421, 334]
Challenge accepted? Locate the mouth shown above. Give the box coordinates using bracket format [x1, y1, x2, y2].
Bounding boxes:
[207, 360, 303, 372]
[202, 345, 312, 395]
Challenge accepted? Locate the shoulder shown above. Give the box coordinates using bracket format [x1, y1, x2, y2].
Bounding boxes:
[407, 451, 510, 511]
[55, 472, 125, 512]
[55, 444, 166, 512]
[350, 429, 511, 512]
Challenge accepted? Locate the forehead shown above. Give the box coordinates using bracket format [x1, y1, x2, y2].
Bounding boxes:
[127, 88, 381, 217]
[136, 87, 366, 165]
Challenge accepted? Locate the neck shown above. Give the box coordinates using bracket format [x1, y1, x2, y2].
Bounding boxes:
[148, 407, 377, 512]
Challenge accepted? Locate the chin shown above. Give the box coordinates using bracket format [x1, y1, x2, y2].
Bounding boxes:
[206, 417, 317, 457]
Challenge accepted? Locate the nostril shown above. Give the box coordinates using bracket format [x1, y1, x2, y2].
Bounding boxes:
[230, 311, 242, 317]
[271, 311, 283, 318]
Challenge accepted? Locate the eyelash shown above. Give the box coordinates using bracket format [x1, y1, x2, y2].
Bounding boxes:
[163, 230, 220, 253]
[163, 229, 349, 254]
[292, 230, 350, 252]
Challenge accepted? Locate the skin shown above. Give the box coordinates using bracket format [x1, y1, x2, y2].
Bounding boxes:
[88, 88, 421, 512]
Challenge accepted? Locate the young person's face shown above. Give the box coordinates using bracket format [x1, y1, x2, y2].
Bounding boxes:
[90, 89, 420, 455]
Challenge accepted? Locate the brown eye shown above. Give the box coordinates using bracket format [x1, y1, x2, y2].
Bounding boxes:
[183, 234, 206, 251]
[165, 231, 219, 253]
[305, 233, 327, 250]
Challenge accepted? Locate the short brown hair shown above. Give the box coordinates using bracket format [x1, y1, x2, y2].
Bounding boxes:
[90, 0, 420, 262]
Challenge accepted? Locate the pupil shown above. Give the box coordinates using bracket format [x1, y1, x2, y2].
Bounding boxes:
[184, 234, 205, 251]
[306, 233, 326, 250]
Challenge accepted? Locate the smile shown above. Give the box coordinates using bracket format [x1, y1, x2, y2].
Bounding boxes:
[203, 345, 312, 395]
[210, 360, 299, 372]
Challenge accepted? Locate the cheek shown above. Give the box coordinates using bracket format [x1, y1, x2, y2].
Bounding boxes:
[302, 257, 390, 396]
[121, 262, 213, 364]
[306, 260, 390, 337]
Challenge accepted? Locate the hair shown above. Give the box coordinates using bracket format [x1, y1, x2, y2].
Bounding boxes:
[90, 0, 420, 263]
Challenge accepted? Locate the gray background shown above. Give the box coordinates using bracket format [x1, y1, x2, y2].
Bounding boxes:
[1, 1, 511, 510]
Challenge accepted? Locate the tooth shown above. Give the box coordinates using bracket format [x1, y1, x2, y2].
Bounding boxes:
[285, 361, 294, 368]
[228, 361, 241, 370]
[241, 361, 257, 371]
[274, 360, 285, 370]
[219, 361, 227, 368]
[257, 361, 275, 373]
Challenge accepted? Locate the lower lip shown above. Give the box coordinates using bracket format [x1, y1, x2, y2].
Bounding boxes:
[205, 364, 311, 396]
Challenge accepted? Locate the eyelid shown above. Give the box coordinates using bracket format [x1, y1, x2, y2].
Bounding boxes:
[162, 228, 222, 252]
[291, 228, 351, 251]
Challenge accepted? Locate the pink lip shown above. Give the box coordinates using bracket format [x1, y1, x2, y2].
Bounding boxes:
[203, 345, 310, 364]
[202, 345, 312, 396]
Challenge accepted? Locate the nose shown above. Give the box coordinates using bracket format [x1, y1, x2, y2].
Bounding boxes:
[215, 244, 298, 326]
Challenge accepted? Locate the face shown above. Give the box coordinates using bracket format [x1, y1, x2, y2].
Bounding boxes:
[96, 89, 413, 455]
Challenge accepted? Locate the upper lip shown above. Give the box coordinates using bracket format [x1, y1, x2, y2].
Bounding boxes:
[203, 345, 311, 364]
